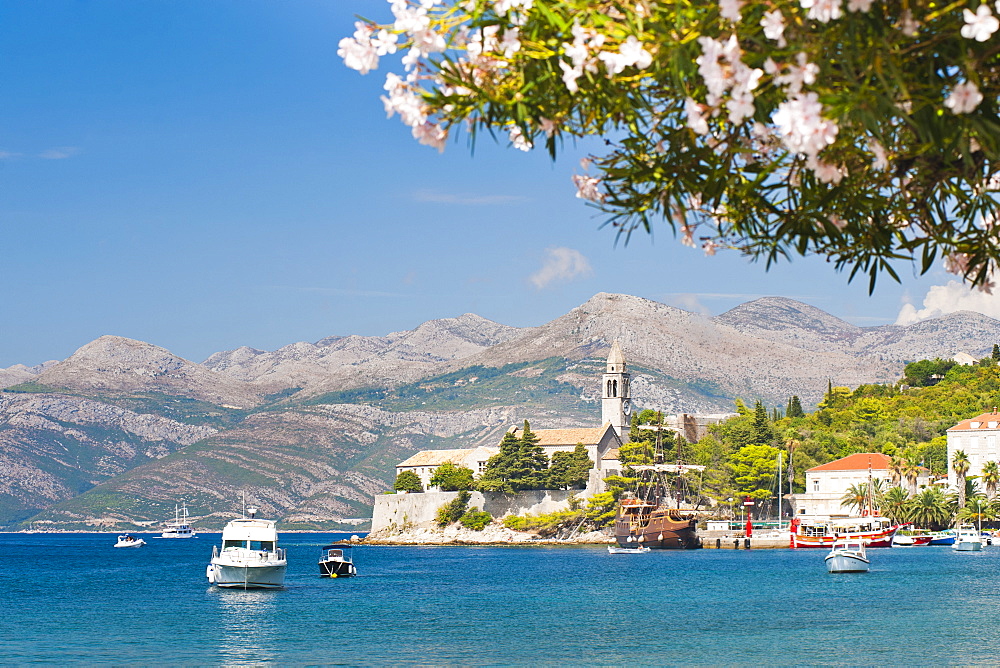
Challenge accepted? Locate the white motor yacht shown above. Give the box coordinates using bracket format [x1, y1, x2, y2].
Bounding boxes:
[160, 503, 197, 539]
[825, 538, 869, 573]
[207, 507, 286, 589]
[953, 524, 983, 552]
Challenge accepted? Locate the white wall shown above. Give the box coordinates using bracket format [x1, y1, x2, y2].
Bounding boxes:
[371, 489, 580, 533]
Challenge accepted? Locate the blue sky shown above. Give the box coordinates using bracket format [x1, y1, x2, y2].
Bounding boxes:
[0, 0, 982, 368]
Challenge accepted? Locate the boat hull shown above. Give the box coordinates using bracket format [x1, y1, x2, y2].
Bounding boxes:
[614, 510, 701, 550]
[953, 541, 982, 552]
[208, 562, 287, 589]
[318, 559, 356, 577]
[825, 553, 870, 573]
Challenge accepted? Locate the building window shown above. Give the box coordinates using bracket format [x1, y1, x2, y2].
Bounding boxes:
[813, 480, 819, 492]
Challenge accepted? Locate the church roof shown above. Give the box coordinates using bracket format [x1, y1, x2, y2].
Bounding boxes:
[607, 339, 626, 366]
[397, 447, 494, 468]
[509, 422, 618, 447]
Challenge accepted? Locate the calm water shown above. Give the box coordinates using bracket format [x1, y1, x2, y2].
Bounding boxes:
[2, 532, 998, 665]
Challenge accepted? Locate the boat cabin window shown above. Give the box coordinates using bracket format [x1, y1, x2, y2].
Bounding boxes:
[223, 540, 246, 549]
[327, 549, 343, 558]
[250, 540, 275, 551]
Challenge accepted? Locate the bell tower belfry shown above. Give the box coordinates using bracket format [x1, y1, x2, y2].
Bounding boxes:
[602, 339, 631, 439]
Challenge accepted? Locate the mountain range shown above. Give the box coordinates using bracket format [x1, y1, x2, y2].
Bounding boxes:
[3, 292, 997, 530]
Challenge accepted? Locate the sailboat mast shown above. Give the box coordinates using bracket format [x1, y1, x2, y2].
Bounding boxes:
[777, 451, 783, 530]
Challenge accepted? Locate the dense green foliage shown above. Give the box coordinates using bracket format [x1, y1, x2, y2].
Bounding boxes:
[476, 421, 550, 492]
[436, 491, 471, 527]
[547, 444, 593, 490]
[459, 507, 493, 530]
[393, 470, 423, 493]
[429, 462, 475, 491]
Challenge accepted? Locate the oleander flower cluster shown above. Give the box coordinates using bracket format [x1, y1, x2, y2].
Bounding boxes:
[339, 0, 1000, 291]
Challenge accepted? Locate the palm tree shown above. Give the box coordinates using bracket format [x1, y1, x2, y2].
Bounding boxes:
[887, 456, 905, 487]
[879, 486, 911, 524]
[982, 461, 1000, 501]
[908, 487, 952, 529]
[902, 460, 921, 497]
[957, 495, 993, 529]
[840, 483, 869, 515]
[953, 450, 971, 509]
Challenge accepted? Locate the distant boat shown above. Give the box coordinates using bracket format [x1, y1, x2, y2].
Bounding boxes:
[953, 524, 983, 552]
[114, 534, 146, 548]
[318, 544, 357, 577]
[608, 545, 651, 554]
[160, 503, 197, 539]
[825, 538, 870, 573]
[206, 506, 286, 589]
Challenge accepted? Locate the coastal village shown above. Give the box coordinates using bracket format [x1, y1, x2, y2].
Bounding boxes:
[368, 341, 1000, 551]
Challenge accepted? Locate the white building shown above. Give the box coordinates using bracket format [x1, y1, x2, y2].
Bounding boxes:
[791, 453, 929, 517]
[946, 409, 1000, 488]
[395, 446, 498, 492]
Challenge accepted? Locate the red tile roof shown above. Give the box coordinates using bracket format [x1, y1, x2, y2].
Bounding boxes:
[807, 453, 891, 472]
[947, 411, 1000, 432]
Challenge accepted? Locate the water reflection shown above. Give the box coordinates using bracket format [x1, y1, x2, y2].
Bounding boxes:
[213, 589, 280, 665]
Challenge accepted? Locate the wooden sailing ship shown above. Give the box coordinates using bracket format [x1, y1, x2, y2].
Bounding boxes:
[614, 415, 706, 549]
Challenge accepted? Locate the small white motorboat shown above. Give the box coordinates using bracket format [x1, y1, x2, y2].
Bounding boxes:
[825, 538, 869, 573]
[114, 534, 146, 548]
[953, 524, 983, 552]
[892, 534, 915, 546]
[207, 506, 286, 589]
[608, 545, 651, 554]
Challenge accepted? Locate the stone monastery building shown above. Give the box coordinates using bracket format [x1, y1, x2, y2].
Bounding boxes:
[395, 341, 734, 492]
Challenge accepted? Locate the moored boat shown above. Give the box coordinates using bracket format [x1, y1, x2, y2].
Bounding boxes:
[318, 544, 356, 577]
[160, 503, 197, 539]
[790, 516, 900, 548]
[207, 506, 286, 589]
[608, 545, 651, 554]
[825, 538, 870, 573]
[928, 529, 956, 545]
[952, 524, 983, 552]
[614, 464, 704, 550]
[114, 534, 146, 548]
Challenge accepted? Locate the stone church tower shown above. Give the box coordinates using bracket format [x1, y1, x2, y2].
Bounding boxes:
[601, 339, 632, 439]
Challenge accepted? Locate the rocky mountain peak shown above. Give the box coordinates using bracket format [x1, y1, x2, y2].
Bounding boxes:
[35, 335, 261, 407]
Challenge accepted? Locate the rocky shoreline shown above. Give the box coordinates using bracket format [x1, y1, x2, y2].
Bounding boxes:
[363, 524, 614, 546]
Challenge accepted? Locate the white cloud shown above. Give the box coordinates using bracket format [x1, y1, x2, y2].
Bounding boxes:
[413, 190, 528, 205]
[529, 247, 593, 289]
[39, 146, 80, 159]
[896, 273, 1000, 324]
[663, 293, 712, 315]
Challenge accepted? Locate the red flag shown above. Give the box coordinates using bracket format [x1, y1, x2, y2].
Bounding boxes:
[745, 516, 753, 537]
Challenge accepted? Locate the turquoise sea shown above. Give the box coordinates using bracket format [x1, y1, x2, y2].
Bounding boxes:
[2, 532, 999, 665]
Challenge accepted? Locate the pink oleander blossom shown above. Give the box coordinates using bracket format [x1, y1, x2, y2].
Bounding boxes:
[945, 81, 984, 114]
[772, 92, 839, 158]
[572, 174, 603, 201]
[962, 5, 999, 41]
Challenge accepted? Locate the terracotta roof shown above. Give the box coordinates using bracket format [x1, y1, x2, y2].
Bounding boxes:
[602, 448, 620, 461]
[947, 411, 1000, 432]
[509, 422, 617, 447]
[807, 453, 891, 472]
[397, 448, 480, 467]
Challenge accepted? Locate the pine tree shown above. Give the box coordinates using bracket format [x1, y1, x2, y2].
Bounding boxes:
[787, 395, 804, 418]
[993, 344, 999, 362]
[751, 400, 775, 445]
